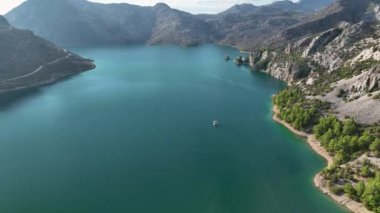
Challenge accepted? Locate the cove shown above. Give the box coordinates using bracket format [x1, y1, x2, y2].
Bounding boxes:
[0, 45, 347, 213]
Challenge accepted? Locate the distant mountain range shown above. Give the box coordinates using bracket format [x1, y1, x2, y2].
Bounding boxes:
[5, 0, 333, 49]
[297, 0, 335, 11]
[0, 0, 335, 92]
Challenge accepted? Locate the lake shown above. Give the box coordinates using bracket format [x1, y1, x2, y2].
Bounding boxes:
[0, 45, 346, 213]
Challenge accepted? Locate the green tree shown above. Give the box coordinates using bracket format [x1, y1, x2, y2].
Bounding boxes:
[359, 131, 374, 149]
[370, 138, 380, 157]
[333, 121, 342, 136]
[356, 181, 366, 197]
[360, 166, 372, 178]
[344, 183, 357, 199]
[343, 118, 357, 136]
[362, 174, 380, 212]
[334, 150, 349, 165]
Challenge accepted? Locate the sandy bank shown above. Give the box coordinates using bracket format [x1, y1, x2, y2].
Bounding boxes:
[272, 104, 371, 213]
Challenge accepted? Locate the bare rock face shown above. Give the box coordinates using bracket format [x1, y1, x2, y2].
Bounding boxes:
[264, 0, 371, 48]
[265, 61, 304, 82]
[258, 0, 380, 77]
[249, 0, 380, 124]
[250, 50, 311, 82]
[350, 65, 380, 93]
[302, 28, 342, 57]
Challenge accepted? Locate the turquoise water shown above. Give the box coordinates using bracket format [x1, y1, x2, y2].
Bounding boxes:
[0, 45, 346, 213]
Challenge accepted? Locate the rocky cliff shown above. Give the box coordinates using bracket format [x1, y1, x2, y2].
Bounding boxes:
[250, 0, 380, 124]
[0, 15, 95, 92]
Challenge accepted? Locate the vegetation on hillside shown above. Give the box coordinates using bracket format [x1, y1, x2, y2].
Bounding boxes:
[273, 87, 329, 131]
[306, 60, 380, 96]
[274, 85, 380, 212]
[322, 161, 380, 213]
[313, 116, 377, 164]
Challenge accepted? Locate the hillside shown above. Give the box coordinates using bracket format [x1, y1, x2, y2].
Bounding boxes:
[147, 3, 215, 46]
[258, 1, 380, 212]
[0, 15, 94, 92]
[5, 0, 156, 47]
[298, 0, 334, 11]
[5, 0, 329, 48]
[201, 3, 306, 49]
[251, 0, 380, 124]
[264, 0, 371, 47]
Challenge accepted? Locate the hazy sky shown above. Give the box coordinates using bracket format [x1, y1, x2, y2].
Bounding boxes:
[0, 0, 298, 15]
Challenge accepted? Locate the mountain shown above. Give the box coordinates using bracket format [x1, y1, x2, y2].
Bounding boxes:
[255, 0, 313, 14]
[6, 0, 214, 47]
[258, 1, 380, 212]
[218, 3, 258, 15]
[6, 0, 156, 47]
[147, 3, 215, 46]
[6, 0, 314, 48]
[298, 0, 334, 11]
[250, 0, 380, 124]
[264, 0, 371, 47]
[261, 2, 380, 212]
[0, 15, 94, 92]
[200, 1, 308, 49]
[216, 0, 313, 16]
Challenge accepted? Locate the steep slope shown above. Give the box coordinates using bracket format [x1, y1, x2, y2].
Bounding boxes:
[6, 0, 313, 48]
[0, 15, 94, 92]
[6, 0, 156, 47]
[208, 12, 304, 49]
[298, 0, 334, 11]
[199, 1, 311, 49]
[251, 0, 380, 123]
[265, 0, 371, 47]
[218, 3, 257, 16]
[147, 3, 215, 46]
[263, 2, 380, 212]
[255, 0, 313, 14]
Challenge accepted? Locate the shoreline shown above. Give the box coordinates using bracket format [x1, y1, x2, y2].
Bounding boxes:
[272, 104, 371, 213]
[0, 64, 95, 94]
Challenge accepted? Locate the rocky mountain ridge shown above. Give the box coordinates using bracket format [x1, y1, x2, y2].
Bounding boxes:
[250, 0, 380, 124]
[5, 0, 331, 48]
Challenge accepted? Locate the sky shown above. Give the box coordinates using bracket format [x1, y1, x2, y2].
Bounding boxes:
[0, 0, 298, 15]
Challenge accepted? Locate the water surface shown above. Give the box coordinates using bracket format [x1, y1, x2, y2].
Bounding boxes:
[0, 45, 346, 213]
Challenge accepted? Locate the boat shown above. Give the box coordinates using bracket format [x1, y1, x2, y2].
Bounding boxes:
[213, 120, 220, 128]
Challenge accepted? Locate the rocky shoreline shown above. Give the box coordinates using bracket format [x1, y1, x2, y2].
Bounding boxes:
[272, 104, 371, 213]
